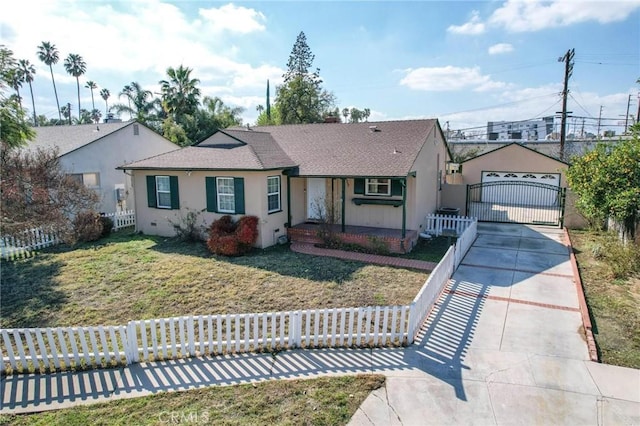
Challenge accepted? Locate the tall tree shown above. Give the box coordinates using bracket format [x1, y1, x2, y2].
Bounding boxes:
[100, 88, 110, 117]
[90, 108, 102, 124]
[275, 31, 335, 124]
[159, 65, 201, 144]
[60, 104, 71, 125]
[342, 108, 349, 122]
[63, 53, 86, 120]
[112, 81, 160, 123]
[6, 68, 23, 108]
[36, 41, 62, 121]
[190, 96, 243, 142]
[85, 80, 97, 111]
[0, 45, 34, 148]
[159, 65, 200, 122]
[18, 59, 36, 126]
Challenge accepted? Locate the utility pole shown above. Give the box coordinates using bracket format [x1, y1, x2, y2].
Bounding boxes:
[558, 48, 574, 160]
[597, 105, 603, 138]
[636, 92, 640, 124]
[624, 94, 631, 133]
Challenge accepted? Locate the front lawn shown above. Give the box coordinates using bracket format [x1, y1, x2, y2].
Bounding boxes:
[1, 233, 429, 328]
[0, 375, 385, 426]
[569, 229, 640, 369]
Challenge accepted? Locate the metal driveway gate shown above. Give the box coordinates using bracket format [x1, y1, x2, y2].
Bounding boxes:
[466, 181, 566, 226]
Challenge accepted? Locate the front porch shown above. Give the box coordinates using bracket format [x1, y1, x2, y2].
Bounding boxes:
[287, 223, 419, 254]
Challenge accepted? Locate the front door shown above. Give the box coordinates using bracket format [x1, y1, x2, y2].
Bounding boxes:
[307, 178, 326, 220]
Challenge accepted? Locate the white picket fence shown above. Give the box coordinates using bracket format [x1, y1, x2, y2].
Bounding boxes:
[1, 306, 411, 373]
[424, 213, 475, 237]
[408, 215, 478, 341]
[0, 227, 59, 261]
[1, 213, 477, 374]
[0, 210, 136, 261]
[103, 209, 136, 231]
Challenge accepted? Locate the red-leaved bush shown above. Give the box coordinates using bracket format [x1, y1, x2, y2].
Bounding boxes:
[207, 215, 259, 256]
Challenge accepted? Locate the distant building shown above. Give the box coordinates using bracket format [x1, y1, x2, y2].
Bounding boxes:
[487, 116, 554, 141]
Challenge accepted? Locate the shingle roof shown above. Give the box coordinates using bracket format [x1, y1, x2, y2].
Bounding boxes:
[120, 119, 440, 176]
[24, 122, 132, 156]
[122, 129, 297, 171]
[248, 119, 438, 177]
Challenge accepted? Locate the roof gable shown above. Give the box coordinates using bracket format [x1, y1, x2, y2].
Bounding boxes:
[25, 122, 133, 156]
[461, 142, 569, 166]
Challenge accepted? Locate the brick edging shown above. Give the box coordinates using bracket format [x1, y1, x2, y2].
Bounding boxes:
[564, 228, 599, 362]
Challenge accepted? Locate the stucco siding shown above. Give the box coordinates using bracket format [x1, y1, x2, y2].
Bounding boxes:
[461, 144, 568, 186]
[61, 124, 177, 213]
[133, 169, 289, 248]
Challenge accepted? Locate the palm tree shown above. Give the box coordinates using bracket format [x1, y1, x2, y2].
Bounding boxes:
[121, 84, 133, 115]
[37, 41, 62, 121]
[100, 88, 110, 117]
[18, 59, 37, 126]
[7, 68, 23, 108]
[159, 65, 200, 121]
[60, 104, 71, 123]
[112, 81, 159, 123]
[90, 108, 102, 124]
[63, 53, 87, 120]
[256, 105, 264, 114]
[85, 80, 97, 111]
[342, 108, 349, 123]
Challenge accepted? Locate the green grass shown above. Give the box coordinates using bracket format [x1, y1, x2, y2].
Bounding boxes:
[1, 232, 429, 328]
[569, 229, 640, 369]
[399, 236, 451, 262]
[0, 375, 385, 425]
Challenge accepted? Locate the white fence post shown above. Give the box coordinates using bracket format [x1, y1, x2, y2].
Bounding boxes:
[126, 321, 138, 364]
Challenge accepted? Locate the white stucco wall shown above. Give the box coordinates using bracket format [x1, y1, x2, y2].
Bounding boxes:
[132, 169, 290, 249]
[60, 124, 177, 213]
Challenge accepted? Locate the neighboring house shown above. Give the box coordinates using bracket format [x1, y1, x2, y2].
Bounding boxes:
[26, 122, 178, 213]
[120, 120, 450, 252]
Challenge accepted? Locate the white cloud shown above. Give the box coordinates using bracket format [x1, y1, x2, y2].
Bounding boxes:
[447, 11, 486, 35]
[488, 43, 514, 55]
[448, 1, 640, 35]
[400, 66, 507, 92]
[198, 3, 266, 34]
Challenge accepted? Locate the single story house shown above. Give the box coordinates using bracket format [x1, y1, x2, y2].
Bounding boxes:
[120, 119, 450, 252]
[26, 121, 178, 213]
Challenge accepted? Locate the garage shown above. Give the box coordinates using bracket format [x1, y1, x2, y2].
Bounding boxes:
[456, 143, 569, 226]
[480, 171, 561, 206]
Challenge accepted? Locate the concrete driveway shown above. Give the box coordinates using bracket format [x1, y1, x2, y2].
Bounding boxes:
[350, 223, 640, 425]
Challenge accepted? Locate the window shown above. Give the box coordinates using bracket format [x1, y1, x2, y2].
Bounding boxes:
[70, 172, 100, 189]
[267, 176, 281, 213]
[156, 176, 171, 209]
[205, 177, 244, 214]
[216, 177, 235, 213]
[365, 178, 391, 196]
[146, 175, 179, 210]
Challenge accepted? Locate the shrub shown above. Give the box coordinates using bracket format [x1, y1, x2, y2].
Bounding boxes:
[207, 215, 259, 256]
[168, 208, 206, 242]
[99, 216, 114, 238]
[73, 211, 104, 244]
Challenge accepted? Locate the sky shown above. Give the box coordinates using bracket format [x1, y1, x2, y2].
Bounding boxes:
[2, 0, 639, 137]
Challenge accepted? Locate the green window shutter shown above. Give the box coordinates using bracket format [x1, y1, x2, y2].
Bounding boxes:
[391, 179, 403, 196]
[147, 175, 157, 208]
[169, 176, 180, 209]
[205, 177, 217, 212]
[234, 177, 245, 214]
[354, 178, 365, 195]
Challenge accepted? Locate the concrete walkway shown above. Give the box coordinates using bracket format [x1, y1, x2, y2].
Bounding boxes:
[2, 223, 639, 424]
[349, 223, 640, 425]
